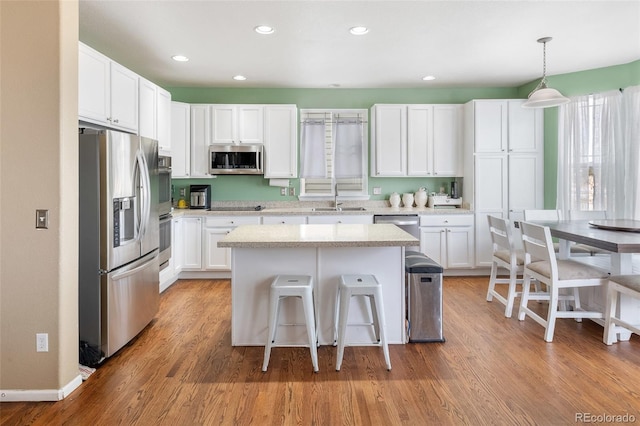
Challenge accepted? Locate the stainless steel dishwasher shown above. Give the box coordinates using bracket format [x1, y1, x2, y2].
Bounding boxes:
[373, 215, 420, 238]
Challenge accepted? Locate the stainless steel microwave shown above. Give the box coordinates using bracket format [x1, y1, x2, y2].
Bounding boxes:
[208, 144, 263, 175]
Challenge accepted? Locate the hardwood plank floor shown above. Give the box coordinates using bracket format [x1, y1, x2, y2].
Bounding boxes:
[2, 277, 639, 425]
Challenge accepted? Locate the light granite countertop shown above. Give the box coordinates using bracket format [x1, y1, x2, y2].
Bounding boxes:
[217, 224, 421, 248]
[172, 200, 472, 217]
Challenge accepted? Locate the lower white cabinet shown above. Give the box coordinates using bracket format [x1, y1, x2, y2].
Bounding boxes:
[182, 217, 203, 270]
[204, 216, 261, 271]
[419, 215, 474, 269]
[262, 215, 307, 225]
[307, 215, 374, 224]
[172, 216, 184, 272]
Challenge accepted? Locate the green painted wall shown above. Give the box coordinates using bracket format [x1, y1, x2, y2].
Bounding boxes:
[517, 60, 640, 209]
[168, 60, 639, 204]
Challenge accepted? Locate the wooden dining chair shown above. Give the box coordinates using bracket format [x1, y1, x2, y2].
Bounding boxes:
[486, 215, 526, 317]
[518, 221, 609, 342]
[523, 209, 594, 256]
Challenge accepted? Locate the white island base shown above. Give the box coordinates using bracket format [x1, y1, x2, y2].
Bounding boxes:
[222, 224, 420, 346]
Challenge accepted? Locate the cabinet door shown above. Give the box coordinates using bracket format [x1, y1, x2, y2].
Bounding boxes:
[264, 105, 297, 178]
[372, 105, 407, 176]
[473, 100, 507, 153]
[210, 105, 235, 144]
[204, 228, 232, 270]
[432, 105, 462, 176]
[508, 100, 543, 153]
[78, 42, 110, 125]
[508, 153, 543, 216]
[420, 227, 445, 266]
[307, 215, 374, 224]
[190, 104, 210, 177]
[138, 78, 157, 139]
[237, 105, 264, 144]
[182, 217, 202, 270]
[474, 155, 507, 214]
[407, 105, 433, 176]
[157, 88, 172, 153]
[171, 102, 190, 178]
[446, 227, 474, 268]
[109, 62, 138, 132]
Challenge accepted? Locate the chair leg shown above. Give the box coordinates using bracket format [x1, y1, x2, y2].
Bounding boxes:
[603, 285, 619, 345]
[369, 295, 381, 342]
[487, 261, 498, 302]
[544, 287, 559, 342]
[335, 290, 351, 371]
[518, 274, 532, 321]
[262, 294, 280, 372]
[573, 287, 583, 322]
[302, 290, 319, 372]
[372, 289, 391, 371]
[505, 268, 518, 318]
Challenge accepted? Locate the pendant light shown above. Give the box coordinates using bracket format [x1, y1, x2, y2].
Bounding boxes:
[522, 37, 570, 108]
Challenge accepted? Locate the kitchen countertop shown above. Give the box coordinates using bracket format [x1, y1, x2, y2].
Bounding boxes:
[171, 201, 471, 217]
[218, 223, 420, 248]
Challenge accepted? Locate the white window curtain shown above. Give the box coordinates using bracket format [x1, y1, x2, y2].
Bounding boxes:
[300, 119, 328, 179]
[556, 87, 640, 220]
[334, 118, 364, 179]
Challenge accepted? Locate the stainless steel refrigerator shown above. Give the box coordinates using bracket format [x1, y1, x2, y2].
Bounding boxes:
[79, 129, 159, 359]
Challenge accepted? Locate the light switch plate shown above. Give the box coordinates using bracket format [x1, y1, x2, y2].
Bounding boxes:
[373, 187, 382, 195]
[36, 209, 49, 229]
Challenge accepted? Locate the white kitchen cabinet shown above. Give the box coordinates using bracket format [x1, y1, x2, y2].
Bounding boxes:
[204, 216, 261, 271]
[210, 105, 264, 145]
[307, 215, 374, 225]
[157, 87, 172, 154]
[262, 215, 307, 225]
[79, 42, 138, 133]
[372, 104, 462, 177]
[190, 104, 211, 177]
[181, 217, 203, 270]
[464, 99, 543, 267]
[419, 215, 474, 269]
[264, 105, 298, 178]
[171, 102, 191, 178]
[371, 105, 407, 176]
[172, 216, 184, 272]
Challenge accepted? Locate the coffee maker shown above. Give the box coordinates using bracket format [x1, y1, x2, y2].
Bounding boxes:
[190, 184, 211, 209]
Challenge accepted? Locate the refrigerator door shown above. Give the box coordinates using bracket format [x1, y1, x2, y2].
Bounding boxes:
[139, 136, 159, 256]
[102, 130, 143, 270]
[103, 250, 159, 357]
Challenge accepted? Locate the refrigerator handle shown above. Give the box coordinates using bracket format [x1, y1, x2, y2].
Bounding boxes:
[136, 150, 151, 242]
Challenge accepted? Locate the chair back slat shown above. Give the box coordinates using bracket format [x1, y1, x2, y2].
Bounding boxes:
[523, 209, 563, 221]
[487, 215, 512, 253]
[520, 221, 558, 279]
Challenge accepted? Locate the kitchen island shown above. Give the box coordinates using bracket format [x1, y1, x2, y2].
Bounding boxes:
[218, 224, 419, 346]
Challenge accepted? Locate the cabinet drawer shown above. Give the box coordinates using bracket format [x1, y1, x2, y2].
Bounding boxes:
[262, 215, 307, 225]
[307, 215, 374, 225]
[420, 214, 473, 227]
[205, 216, 261, 227]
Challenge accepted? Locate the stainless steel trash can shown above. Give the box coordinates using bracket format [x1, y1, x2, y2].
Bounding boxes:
[405, 252, 445, 342]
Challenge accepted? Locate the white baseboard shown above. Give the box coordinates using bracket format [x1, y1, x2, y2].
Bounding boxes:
[0, 374, 82, 402]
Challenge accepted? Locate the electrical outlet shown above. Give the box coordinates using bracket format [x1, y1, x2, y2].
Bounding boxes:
[280, 187, 287, 196]
[36, 333, 48, 352]
[289, 187, 296, 196]
[36, 209, 49, 229]
[373, 187, 382, 195]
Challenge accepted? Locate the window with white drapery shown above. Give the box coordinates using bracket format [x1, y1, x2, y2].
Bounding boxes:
[557, 86, 640, 220]
[299, 109, 368, 198]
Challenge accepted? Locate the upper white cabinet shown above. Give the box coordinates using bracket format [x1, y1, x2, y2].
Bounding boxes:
[171, 101, 191, 178]
[371, 104, 462, 177]
[464, 99, 544, 267]
[210, 105, 264, 145]
[157, 88, 172, 153]
[79, 42, 138, 133]
[264, 105, 298, 178]
[138, 79, 171, 154]
[190, 104, 211, 177]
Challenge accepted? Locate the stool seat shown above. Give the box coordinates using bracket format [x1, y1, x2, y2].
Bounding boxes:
[262, 275, 318, 372]
[604, 275, 640, 345]
[334, 274, 391, 371]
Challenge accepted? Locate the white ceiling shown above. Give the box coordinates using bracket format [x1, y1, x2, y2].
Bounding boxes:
[79, 0, 640, 89]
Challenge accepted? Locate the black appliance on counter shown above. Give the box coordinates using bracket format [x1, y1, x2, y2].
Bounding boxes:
[190, 184, 211, 209]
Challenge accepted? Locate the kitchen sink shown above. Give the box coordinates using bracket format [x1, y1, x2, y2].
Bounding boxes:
[312, 207, 367, 212]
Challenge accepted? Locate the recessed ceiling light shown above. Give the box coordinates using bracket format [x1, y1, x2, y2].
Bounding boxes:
[329, 84, 341, 88]
[422, 75, 436, 81]
[172, 55, 189, 62]
[233, 75, 247, 81]
[349, 26, 369, 35]
[255, 25, 275, 35]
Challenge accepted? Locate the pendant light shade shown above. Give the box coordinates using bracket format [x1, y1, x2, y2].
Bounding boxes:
[522, 37, 569, 109]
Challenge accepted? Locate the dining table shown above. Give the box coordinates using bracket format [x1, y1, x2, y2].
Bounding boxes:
[530, 219, 640, 341]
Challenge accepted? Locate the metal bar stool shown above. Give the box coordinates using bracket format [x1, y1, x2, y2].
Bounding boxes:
[262, 275, 319, 372]
[334, 274, 391, 371]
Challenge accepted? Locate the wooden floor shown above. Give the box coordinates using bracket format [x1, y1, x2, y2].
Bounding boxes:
[2, 276, 640, 425]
